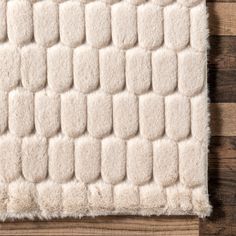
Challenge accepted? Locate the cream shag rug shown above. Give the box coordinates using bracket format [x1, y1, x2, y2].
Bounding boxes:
[0, 0, 211, 220]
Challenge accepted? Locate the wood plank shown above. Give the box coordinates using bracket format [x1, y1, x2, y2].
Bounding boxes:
[208, 70, 236, 103]
[0, 217, 199, 236]
[201, 136, 236, 235]
[209, 137, 236, 206]
[210, 103, 236, 136]
[208, 36, 236, 102]
[200, 206, 236, 236]
[208, 2, 236, 36]
[209, 36, 236, 70]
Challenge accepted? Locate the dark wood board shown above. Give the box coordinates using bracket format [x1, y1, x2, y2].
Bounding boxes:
[208, 36, 236, 71]
[200, 206, 236, 236]
[208, 137, 236, 206]
[208, 70, 236, 103]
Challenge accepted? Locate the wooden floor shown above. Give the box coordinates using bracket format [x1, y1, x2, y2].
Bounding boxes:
[0, 0, 236, 235]
[200, 1, 236, 235]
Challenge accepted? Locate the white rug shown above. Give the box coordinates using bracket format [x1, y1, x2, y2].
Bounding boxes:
[0, 0, 211, 220]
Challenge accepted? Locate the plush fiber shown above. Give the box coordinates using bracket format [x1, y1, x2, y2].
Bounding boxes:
[0, 0, 211, 220]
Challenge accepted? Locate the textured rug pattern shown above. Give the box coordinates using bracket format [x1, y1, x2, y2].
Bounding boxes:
[0, 0, 211, 220]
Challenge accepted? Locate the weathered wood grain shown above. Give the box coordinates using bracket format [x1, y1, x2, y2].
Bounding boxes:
[0, 217, 199, 236]
[200, 206, 236, 236]
[208, 137, 236, 206]
[208, 70, 236, 103]
[210, 103, 236, 136]
[208, 36, 236, 102]
[208, 2, 236, 36]
[209, 36, 236, 70]
[202, 136, 236, 236]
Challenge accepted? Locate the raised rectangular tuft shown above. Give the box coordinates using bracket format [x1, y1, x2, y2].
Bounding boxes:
[7, 0, 33, 45]
[126, 48, 151, 94]
[75, 137, 101, 184]
[73, 46, 99, 93]
[0, 0, 210, 220]
[86, 2, 111, 48]
[48, 137, 74, 183]
[9, 89, 34, 137]
[35, 91, 60, 138]
[21, 44, 46, 92]
[33, 1, 59, 47]
[0, 135, 21, 183]
[137, 4, 163, 49]
[0, 0, 7, 42]
[0, 91, 7, 134]
[112, 2, 137, 49]
[59, 1, 85, 47]
[47, 44, 73, 93]
[0, 44, 20, 91]
[61, 91, 86, 138]
[99, 47, 125, 94]
[22, 136, 48, 183]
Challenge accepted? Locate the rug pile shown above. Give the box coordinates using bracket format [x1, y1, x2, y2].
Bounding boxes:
[0, 0, 211, 220]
